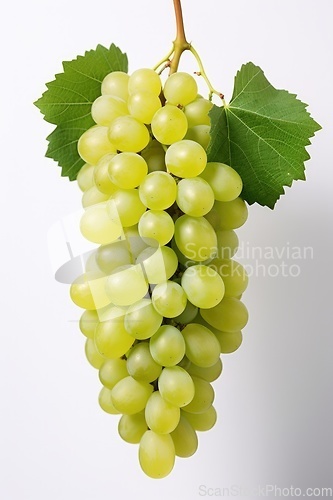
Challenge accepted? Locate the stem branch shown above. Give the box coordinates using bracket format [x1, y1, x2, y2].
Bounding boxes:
[153, 46, 174, 72]
[189, 46, 226, 104]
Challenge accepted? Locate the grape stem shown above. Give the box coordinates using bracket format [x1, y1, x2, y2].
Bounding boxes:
[154, 0, 225, 103]
[153, 46, 174, 72]
[190, 46, 226, 104]
[169, 0, 190, 75]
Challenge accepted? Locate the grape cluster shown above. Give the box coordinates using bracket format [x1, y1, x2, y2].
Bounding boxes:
[71, 68, 249, 478]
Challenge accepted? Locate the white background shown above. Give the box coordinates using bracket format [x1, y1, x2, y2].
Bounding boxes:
[1, 1, 332, 499]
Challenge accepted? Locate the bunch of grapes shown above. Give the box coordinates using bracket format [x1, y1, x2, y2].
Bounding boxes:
[70, 68, 249, 478]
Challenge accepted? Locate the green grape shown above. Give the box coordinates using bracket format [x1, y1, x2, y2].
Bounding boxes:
[151, 105, 188, 144]
[77, 163, 94, 192]
[128, 68, 162, 96]
[171, 239, 203, 269]
[95, 240, 133, 275]
[108, 116, 150, 152]
[209, 258, 248, 297]
[128, 90, 162, 124]
[181, 264, 225, 309]
[165, 139, 207, 178]
[99, 387, 121, 414]
[214, 330, 243, 354]
[137, 246, 178, 284]
[182, 406, 217, 432]
[123, 225, 148, 259]
[139, 171, 177, 210]
[150, 325, 186, 367]
[141, 140, 166, 172]
[85, 338, 105, 369]
[187, 358, 223, 382]
[139, 430, 175, 479]
[124, 298, 163, 340]
[95, 308, 135, 358]
[83, 275, 112, 311]
[170, 414, 198, 457]
[213, 198, 248, 230]
[200, 162, 243, 202]
[182, 376, 215, 414]
[182, 323, 221, 368]
[204, 206, 220, 229]
[158, 366, 195, 407]
[151, 281, 187, 318]
[83, 250, 101, 274]
[145, 391, 180, 434]
[84, 252, 102, 276]
[93, 154, 118, 194]
[138, 210, 175, 246]
[174, 300, 198, 324]
[111, 376, 153, 414]
[101, 71, 130, 101]
[91, 95, 128, 126]
[111, 188, 146, 227]
[83, 251, 101, 273]
[70, 272, 107, 310]
[79, 309, 99, 338]
[108, 152, 148, 189]
[185, 125, 211, 150]
[174, 215, 217, 262]
[176, 177, 215, 217]
[80, 203, 122, 245]
[164, 72, 198, 106]
[200, 296, 249, 332]
[105, 264, 148, 306]
[99, 358, 129, 389]
[81, 186, 110, 208]
[184, 97, 213, 127]
[126, 342, 162, 382]
[193, 313, 243, 353]
[118, 413, 148, 444]
[70, 274, 94, 310]
[216, 229, 239, 259]
[78, 125, 117, 165]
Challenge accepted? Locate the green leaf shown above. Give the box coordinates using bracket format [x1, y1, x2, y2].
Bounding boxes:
[34, 44, 128, 180]
[207, 62, 321, 208]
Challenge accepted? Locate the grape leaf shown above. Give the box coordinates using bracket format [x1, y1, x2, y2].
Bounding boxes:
[207, 62, 321, 208]
[34, 44, 128, 180]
